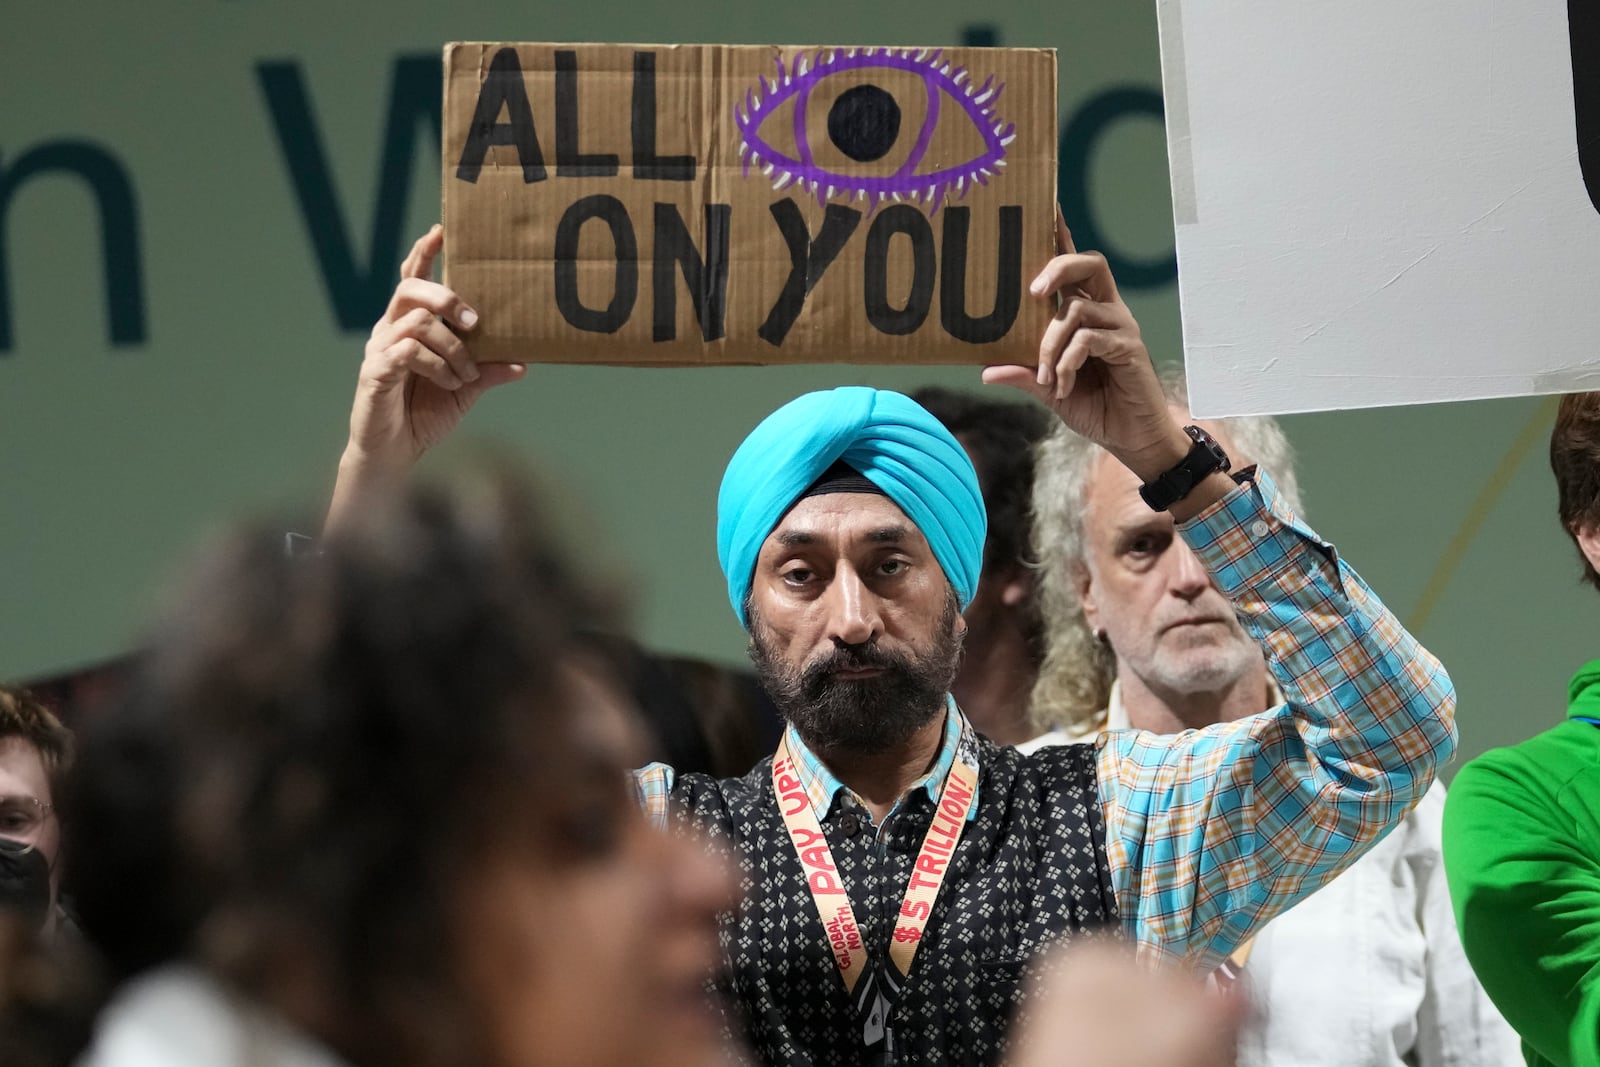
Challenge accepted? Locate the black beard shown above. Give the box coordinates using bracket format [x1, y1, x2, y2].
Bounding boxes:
[748, 594, 963, 755]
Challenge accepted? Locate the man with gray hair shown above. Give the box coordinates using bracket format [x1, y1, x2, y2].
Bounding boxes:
[1019, 371, 1517, 1067]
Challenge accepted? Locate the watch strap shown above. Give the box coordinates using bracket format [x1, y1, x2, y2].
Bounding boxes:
[1138, 426, 1231, 512]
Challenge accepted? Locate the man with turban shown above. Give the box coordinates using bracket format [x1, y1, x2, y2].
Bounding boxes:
[327, 222, 1457, 1067]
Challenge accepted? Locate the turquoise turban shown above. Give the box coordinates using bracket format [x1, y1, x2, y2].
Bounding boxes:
[716, 387, 987, 629]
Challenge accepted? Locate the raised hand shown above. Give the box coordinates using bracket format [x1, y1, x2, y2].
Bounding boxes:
[328, 226, 526, 533]
[982, 208, 1188, 484]
[347, 225, 525, 468]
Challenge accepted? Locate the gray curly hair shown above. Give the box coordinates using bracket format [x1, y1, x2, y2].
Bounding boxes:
[1027, 369, 1303, 737]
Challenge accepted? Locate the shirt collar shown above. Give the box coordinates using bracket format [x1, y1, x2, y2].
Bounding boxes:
[780, 696, 980, 823]
[1104, 676, 1286, 731]
[1568, 659, 1600, 720]
[87, 965, 350, 1067]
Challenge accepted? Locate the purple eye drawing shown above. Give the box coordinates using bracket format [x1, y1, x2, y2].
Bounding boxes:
[733, 47, 1016, 214]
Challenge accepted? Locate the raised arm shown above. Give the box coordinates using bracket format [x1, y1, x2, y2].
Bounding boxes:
[987, 209, 1456, 970]
[326, 225, 526, 534]
[1091, 464, 1454, 968]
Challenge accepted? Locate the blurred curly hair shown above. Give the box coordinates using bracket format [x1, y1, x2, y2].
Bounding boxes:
[68, 467, 614, 1067]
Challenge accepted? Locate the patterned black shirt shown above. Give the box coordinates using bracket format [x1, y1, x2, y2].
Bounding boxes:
[670, 739, 1114, 1066]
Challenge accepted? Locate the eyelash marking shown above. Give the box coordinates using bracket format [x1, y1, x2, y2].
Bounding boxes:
[733, 47, 1016, 215]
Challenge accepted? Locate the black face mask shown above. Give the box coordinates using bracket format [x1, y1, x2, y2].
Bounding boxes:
[0, 838, 50, 932]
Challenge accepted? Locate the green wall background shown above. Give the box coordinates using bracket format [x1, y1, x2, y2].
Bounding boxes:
[3, 2, 1584, 770]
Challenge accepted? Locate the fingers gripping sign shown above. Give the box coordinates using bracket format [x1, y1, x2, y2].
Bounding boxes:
[982, 207, 1195, 494]
[329, 225, 527, 534]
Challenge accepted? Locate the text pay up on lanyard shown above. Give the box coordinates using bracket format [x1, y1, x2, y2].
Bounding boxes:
[771, 721, 980, 1057]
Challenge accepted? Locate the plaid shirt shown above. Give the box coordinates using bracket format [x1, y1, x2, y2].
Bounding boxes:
[636, 466, 1457, 971]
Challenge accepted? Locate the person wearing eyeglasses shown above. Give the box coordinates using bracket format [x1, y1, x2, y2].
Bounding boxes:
[0, 688, 71, 937]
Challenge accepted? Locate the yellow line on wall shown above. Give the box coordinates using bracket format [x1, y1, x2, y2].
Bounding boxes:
[1409, 396, 1560, 632]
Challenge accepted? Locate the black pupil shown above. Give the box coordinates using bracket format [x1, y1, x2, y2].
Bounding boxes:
[827, 84, 902, 163]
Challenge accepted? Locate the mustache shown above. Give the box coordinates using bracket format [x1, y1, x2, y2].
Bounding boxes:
[801, 641, 912, 681]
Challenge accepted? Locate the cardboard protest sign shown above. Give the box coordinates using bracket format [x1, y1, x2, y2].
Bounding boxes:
[442, 43, 1057, 365]
[1160, 0, 1600, 417]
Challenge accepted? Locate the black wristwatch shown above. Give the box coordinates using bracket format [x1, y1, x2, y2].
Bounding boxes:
[1138, 426, 1231, 512]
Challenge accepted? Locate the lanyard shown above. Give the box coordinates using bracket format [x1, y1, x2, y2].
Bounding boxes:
[771, 725, 980, 1056]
